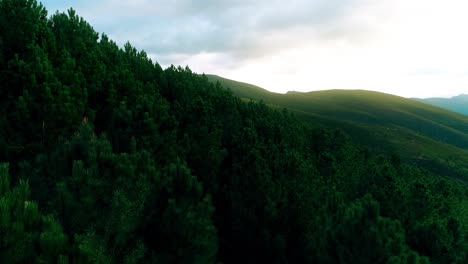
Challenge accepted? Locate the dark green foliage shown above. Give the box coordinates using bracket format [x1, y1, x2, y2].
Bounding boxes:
[0, 1, 467, 263]
[329, 195, 427, 263]
[207, 75, 468, 181]
[0, 163, 68, 263]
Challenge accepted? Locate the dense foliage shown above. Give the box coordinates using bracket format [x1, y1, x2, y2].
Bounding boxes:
[207, 75, 468, 181]
[0, 1, 467, 263]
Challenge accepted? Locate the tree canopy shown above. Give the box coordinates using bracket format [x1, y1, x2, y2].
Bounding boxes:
[0, 1, 467, 263]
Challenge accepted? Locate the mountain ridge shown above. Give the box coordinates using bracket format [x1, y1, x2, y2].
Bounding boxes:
[206, 74, 468, 181]
[413, 94, 468, 115]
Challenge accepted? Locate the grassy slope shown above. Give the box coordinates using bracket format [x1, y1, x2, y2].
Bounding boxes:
[413, 95, 468, 116]
[204, 74, 279, 101]
[207, 74, 468, 181]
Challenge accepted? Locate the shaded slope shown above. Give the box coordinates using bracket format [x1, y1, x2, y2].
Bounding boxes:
[207, 75, 468, 180]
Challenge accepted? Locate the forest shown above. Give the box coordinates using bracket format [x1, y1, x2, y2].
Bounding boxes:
[0, 1, 467, 263]
[206, 75, 468, 182]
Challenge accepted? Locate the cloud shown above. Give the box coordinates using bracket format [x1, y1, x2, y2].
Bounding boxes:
[40, 0, 468, 97]
[44, 0, 366, 59]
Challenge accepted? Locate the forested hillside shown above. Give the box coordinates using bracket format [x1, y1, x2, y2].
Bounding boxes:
[0, 1, 467, 263]
[207, 75, 468, 181]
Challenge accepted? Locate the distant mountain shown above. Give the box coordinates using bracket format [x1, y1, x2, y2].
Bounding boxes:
[207, 74, 468, 180]
[413, 94, 468, 115]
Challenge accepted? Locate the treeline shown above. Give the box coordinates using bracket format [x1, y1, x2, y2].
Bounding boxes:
[0, 1, 467, 263]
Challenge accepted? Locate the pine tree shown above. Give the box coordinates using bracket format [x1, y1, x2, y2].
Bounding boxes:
[0, 163, 68, 262]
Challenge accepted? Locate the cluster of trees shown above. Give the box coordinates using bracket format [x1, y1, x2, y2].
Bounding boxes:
[0, 1, 467, 263]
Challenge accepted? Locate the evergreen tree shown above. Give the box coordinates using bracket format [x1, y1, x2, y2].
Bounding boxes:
[0, 163, 68, 263]
[0, 1, 466, 262]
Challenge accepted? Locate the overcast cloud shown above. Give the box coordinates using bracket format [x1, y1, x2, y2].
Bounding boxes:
[42, 0, 468, 98]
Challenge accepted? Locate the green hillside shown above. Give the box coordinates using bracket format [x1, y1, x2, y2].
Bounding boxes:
[1, 1, 467, 263]
[207, 75, 468, 180]
[414, 94, 468, 116]
[204, 74, 279, 101]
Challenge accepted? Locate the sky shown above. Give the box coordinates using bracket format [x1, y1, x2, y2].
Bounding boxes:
[41, 0, 468, 98]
